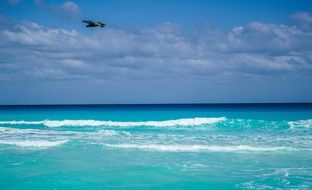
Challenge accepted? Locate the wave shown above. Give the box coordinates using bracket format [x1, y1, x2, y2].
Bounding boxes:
[288, 119, 312, 129]
[0, 117, 225, 128]
[0, 121, 42, 125]
[0, 126, 76, 135]
[1, 118, 311, 130]
[0, 139, 68, 148]
[104, 144, 306, 153]
[0, 127, 125, 140]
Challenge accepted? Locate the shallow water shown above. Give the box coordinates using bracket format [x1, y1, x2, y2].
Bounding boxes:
[0, 104, 311, 189]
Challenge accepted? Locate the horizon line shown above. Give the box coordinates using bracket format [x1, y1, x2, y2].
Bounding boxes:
[0, 102, 312, 107]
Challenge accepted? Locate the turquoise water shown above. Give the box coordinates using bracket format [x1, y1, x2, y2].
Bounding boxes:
[0, 104, 312, 189]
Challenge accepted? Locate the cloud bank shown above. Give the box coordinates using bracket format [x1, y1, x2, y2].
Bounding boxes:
[0, 11, 311, 103]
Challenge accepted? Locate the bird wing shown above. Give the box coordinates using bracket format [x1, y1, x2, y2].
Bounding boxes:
[98, 22, 106, 27]
[82, 20, 94, 25]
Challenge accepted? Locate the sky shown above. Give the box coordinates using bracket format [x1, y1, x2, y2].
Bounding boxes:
[0, 0, 312, 104]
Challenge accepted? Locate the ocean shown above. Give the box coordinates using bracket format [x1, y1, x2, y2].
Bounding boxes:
[0, 104, 311, 189]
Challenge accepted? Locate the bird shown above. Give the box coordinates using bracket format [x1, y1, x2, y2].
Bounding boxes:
[82, 20, 106, 28]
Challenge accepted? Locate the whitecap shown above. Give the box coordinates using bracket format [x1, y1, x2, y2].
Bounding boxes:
[0, 117, 226, 128]
[288, 119, 312, 129]
[104, 144, 304, 153]
[0, 121, 42, 125]
[43, 117, 225, 127]
[0, 126, 76, 135]
[0, 139, 68, 148]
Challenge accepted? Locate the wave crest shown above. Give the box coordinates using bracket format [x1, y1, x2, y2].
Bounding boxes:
[0, 121, 42, 125]
[0, 140, 68, 148]
[0, 117, 225, 128]
[104, 144, 302, 153]
[288, 119, 312, 129]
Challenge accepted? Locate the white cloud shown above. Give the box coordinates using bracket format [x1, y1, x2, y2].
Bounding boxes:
[228, 21, 312, 53]
[1, 15, 312, 83]
[2, 22, 79, 46]
[61, 1, 80, 18]
[33, 1, 81, 21]
[290, 11, 312, 31]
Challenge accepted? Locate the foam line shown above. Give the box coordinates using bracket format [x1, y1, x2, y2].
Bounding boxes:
[104, 144, 304, 153]
[0, 121, 42, 125]
[288, 119, 312, 129]
[0, 117, 226, 127]
[0, 139, 68, 148]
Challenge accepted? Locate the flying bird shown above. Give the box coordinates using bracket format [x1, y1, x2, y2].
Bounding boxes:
[82, 20, 106, 28]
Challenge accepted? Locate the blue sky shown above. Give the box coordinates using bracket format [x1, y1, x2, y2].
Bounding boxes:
[0, 0, 312, 104]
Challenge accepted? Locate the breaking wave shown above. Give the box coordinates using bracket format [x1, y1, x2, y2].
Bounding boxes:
[288, 119, 312, 129]
[0, 139, 68, 148]
[1, 118, 312, 130]
[0, 117, 225, 128]
[0, 121, 42, 125]
[104, 144, 305, 153]
[0, 126, 75, 135]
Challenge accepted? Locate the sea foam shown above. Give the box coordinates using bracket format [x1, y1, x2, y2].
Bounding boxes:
[0, 126, 75, 135]
[104, 144, 303, 153]
[0, 121, 42, 125]
[0, 117, 226, 128]
[0, 139, 68, 148]
[288, 119, 312, 129]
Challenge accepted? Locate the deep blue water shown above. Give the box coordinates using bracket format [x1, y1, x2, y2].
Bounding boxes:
[0, 103, 311, 189]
